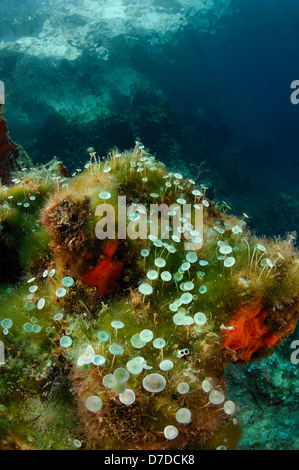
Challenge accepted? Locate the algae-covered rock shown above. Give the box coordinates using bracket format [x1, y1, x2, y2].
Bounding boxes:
[0, 143, 298, 450]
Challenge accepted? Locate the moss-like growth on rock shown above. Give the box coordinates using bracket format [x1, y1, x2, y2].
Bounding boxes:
[0, 143, 298, 450]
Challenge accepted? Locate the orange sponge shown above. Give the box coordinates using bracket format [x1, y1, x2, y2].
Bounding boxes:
[82, 241, 123, 296]
[222, 300, 295, 361]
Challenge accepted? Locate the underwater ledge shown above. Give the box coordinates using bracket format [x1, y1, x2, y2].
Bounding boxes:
[0, 131, 298, 450]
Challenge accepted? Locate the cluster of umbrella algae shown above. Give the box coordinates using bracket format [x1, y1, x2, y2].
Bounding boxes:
[0, 143, 298, 450]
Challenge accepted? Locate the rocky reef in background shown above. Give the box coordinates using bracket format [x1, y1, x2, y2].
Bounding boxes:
[227, 331, 299, 450]
[0, 0, 236, 181]
[1, 0, 298, 241]
[0, 143, 298, 450]
[0, 0, 230, 147]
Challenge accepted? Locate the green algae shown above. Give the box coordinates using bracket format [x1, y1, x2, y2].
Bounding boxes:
[0, 143, 298, 450]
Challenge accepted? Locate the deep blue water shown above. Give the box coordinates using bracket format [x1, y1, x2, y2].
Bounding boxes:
[132, 0, 299, 235]
[163, 0, 299, 179]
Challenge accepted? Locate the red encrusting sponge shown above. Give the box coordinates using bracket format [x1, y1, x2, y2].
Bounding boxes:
[82, 241, 123, 296]
[222, 300, 295, 361]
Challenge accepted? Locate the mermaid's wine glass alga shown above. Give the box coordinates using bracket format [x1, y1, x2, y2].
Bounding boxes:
[0, 142, 298, 450]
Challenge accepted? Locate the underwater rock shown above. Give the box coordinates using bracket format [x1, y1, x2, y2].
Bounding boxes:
[0, 0, 231, 55]
[0, 107, 19, 184]
[0, 0, 231, 164]
[226, 328, 299, 450]
[0, 143, 298, 450]
[0, 106, 32, 186]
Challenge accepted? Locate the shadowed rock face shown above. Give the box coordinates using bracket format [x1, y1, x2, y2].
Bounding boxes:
[0, 107, 19, 184]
